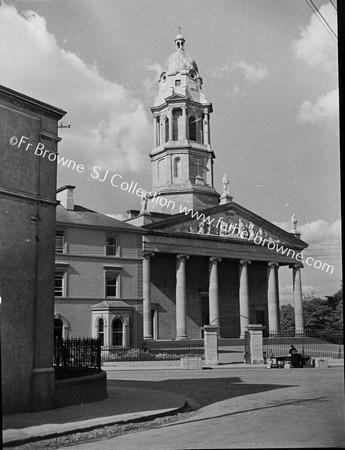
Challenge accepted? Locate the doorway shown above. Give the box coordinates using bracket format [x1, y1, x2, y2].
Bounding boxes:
[54, 319, 63, 340]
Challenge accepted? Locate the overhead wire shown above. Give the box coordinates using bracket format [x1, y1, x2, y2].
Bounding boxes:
[329, 0, 337, 11]
[305, 0, 338, 43]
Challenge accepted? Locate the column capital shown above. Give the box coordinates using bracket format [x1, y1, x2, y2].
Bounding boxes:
[177, 254, 189, 260]
[289, 263, 304, 269]
[210, 257, 222, 263]
[240, 260, 251, 266]
[268, 262, 279, 268]
[143, 252, 155, 259]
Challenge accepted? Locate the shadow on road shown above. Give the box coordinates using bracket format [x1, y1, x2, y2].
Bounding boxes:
[158, 396, 329, 429]
[108, 377, 294, 409]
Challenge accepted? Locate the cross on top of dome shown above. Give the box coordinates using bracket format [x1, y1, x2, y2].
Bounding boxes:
[174, 26, 185, 50]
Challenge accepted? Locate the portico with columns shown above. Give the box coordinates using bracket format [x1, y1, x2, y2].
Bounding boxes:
[138, 203, 307, 340]
[126, 32, 307, 340]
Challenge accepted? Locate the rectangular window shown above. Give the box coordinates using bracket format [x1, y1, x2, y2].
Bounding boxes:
[106, 237, 117, 256]
[56, 231, 64, 253]
[55, 272, 65, 297]
[105, 271, 118, 297]
[175, 80, 181, 87]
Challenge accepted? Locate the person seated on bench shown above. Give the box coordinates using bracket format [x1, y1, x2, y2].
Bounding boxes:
[289, 345, 298, 355]
[289, 345, 302, 367]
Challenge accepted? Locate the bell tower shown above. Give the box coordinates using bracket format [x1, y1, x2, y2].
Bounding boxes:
[146, 33, 220, 214]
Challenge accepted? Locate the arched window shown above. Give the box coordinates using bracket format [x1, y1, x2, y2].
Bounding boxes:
[174, 157, 180, 177]
[98, 318, 104, 346]
[54, 319, 63, 340]
[164, 118, 169, 142]
[112, 318, 123, 347]
[172, 109, 182, 141]
[189, 116, 196, 141]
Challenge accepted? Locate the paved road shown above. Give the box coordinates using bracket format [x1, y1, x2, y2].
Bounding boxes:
[68, 367, 344, 449]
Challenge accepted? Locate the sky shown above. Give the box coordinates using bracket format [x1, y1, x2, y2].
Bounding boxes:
[0, 0, 341, 304]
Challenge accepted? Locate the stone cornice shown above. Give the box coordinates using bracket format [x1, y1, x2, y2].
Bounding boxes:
[0, 186, 58, 205]
[0, 85, 66, 120]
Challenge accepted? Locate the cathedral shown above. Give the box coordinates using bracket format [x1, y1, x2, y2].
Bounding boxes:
[53, 33, 308, 346]
[126, 33, 308, 340]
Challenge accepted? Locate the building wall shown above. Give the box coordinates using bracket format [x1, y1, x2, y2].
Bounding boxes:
[54, 226, 144, 346]
[248, 263, 269, 329]
[151, 255, 177, 339]
[0, 86, 65, 413]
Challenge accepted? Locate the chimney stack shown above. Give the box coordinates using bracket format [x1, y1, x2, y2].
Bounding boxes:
[57, 185, 76, 210]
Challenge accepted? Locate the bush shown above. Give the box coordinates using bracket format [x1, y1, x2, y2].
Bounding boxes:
[101, 348, 200, 363]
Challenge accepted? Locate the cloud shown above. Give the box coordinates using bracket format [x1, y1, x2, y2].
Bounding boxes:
[237, 60, 268, 82]
[0, 2, 151, 171]
[280, 285, 322, 296]
[292, 3, 337, 74]
[293, 4, 338, 127]
[273, 219, 341, 245]
[145, 62, 163, 78]
[298, 88, 339, 123]
[207, 57, 267, 82]
[143, 61, 163, 101]
[279, 284, 323, 305]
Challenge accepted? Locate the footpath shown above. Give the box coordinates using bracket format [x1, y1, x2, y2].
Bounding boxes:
[2, 380, 186, 447]
[2, 358, 343, 448]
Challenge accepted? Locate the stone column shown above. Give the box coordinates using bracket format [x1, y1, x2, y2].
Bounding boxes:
[153, 116, 157, 147]
[203, 112, 209, 145]
[209, 257, 221, 330]
[123, 319, 129, 348]
[291, 264, 304, 333]
[267, 262, 280, 333]
[239, 260, 251, 338]
[169, 109, 173, 141]
[182, 107, 187, 140]
[154, 116, 160, 147]
[143, 253, 154, 339]
[176, 254, 189, 340]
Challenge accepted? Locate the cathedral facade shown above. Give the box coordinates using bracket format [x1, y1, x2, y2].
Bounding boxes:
[126, 34, 308, 340]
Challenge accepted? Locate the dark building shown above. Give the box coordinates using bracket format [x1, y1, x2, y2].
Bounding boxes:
[0, 85, 66, 412]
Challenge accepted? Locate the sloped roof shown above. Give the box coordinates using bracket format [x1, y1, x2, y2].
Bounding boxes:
[91, 300, 134, 309]
[56, 204, 144, 233]
[143, 201, 308, 249]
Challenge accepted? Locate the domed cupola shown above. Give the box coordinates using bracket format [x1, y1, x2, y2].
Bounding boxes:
[165, 34, 200, 75]
[153, 34, 207, 106]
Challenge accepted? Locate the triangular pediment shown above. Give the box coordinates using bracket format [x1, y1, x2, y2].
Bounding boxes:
[143, 202, 307, 249]
[165, 93, 189, 102]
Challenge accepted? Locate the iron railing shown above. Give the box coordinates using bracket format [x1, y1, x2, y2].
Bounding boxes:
[263, 330, 344, 359]
[141, 340, 204, 355]
[54, 338, 101, 369]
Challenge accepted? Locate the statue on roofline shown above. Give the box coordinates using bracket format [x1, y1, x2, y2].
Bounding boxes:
[291, 213, 298, 233]
[222, 173, 230, 193]
[140, 194, 148, 214]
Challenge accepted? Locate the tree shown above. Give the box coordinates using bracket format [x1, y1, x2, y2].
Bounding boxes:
[280, 304, 294, 332]
[279, 286, 343, 332]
